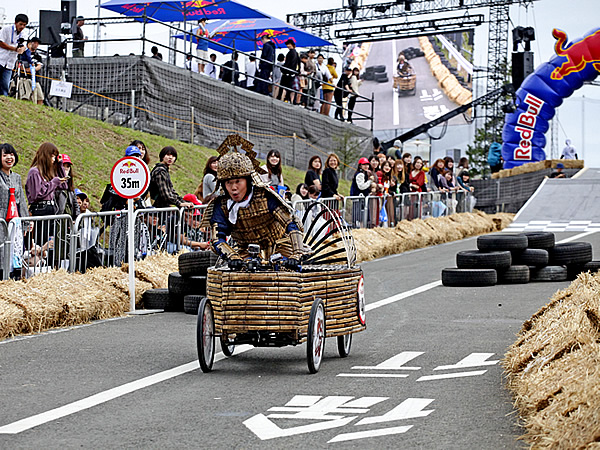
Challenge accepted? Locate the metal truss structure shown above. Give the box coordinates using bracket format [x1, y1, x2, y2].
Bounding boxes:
[289, 0, 538, 144]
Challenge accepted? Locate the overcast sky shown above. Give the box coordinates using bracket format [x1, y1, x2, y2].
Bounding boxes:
[2, 0, 599, 163]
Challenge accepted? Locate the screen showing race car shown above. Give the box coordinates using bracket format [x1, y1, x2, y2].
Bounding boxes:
[356, 31, 475, 131]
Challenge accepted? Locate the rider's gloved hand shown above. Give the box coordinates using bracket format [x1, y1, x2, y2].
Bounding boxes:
[228, 258, 244, 271]
[285, 257, 301, 271]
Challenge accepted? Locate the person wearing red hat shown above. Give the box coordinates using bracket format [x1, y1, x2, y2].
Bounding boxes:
[55, 153, 79, 219]
[179, 193, 209, 251]
[349, 156, 376, 228]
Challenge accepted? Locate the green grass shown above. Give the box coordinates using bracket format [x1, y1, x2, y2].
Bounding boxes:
[0, 97, 350, 209]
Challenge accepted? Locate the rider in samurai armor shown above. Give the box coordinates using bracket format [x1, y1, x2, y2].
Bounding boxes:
[199, 135, 311, 269]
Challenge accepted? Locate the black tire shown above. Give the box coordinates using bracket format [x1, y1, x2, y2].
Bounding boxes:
[513, 248, 549, 267]
[184, 295, 204, 315]
[530, 265, 568, 282]
[363, 72, 375, 81]
[307, 298, 326, 374]
[376, 77, 389, 83]
[549, 242, 593, 265]
[142, 288, 170, 310]
[337, 334, 352, 358]
[477, 233, 528, 252]
[197, 297, 215, 373]
[374, 72, 388, 81]
[497, 265, 530, 284]
[456, 250, 511, 270]
[566, 261, 600, 280]
[168, 272, 207, 311]
[178, 251, 218, 277]
[371, 65, 386, 73]
[220, 335, 235, 357]
[524, 232, 555, 249]
[441, 268, 497, 287]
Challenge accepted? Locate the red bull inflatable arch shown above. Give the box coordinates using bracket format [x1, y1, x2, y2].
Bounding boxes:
[502, 27, 600, 168]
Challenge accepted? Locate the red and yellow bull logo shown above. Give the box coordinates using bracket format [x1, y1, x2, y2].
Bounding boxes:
[185, 0, 215, 7]
[551, 28, 600, 80]
[120, 161, 139, 174]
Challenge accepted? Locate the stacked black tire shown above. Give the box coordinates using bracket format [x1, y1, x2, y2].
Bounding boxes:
[142, 251, 218, 313]
[364, 65, 388, 83]
[400, 46, 425, 60]
[442, 232, 597, 287]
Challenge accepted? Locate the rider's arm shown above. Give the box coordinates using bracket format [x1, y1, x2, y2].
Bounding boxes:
[267, 195, 299, 233]
[209, 198, 234, 257]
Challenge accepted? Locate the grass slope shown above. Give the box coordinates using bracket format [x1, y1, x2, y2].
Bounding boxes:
[0, 97, 350, 209]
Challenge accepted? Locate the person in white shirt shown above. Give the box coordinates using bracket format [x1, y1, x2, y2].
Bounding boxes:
[245, 55, 257, 91]
[184, 54, 199, 73]
[561, 139, 578, 160]
[315, 53, 332, 113]
[0, 14, 29, 96]
[205, 53, 217, 78]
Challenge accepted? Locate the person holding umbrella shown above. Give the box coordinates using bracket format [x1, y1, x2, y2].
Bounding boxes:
[256, 33, 276, 96]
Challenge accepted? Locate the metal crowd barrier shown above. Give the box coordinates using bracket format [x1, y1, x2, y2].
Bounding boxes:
[1, 193, 474, 280]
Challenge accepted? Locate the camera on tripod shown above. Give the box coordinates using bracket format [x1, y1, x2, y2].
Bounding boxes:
[16, 38, 25, 49]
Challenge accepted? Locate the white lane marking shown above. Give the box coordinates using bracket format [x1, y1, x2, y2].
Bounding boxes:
[513, 177, 547, 221]
[336, 374, 410, 378]
[356, 398, 435, 425]
[366, 281, 442, 312]
[352, 351, 424, 370]
[433, 353, 498, 371]
[417, 370, 487, 382]
[392, 39, 400, 126]
[0, 345, 254, 434]
[557, 230, 598, 244]
[328, 425, 413, 443]
[571, 167, 588, 179]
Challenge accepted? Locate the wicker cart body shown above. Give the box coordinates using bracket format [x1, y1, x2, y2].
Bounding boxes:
[207, 264, 365, 346]
[393, 73, 417, 96]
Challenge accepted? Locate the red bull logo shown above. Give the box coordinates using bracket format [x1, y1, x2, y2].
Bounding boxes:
[513, 93, 544, 160]
[551, 28, 600, 80]
[185, 0, 215, 7]
[120, 161, 139, 174]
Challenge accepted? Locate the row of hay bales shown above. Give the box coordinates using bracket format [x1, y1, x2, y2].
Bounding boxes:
[0, 211, 513, 341]
[503, 271, 600, 447]
[492, 159, 585, 179]
[419, 36, 472, 107]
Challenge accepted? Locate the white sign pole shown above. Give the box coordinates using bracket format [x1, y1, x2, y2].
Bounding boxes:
[127, 197, 136, 312]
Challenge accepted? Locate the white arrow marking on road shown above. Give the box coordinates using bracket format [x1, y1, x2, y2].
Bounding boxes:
[352, 351, 424, 370]
[0, 345, 254, 434]
[243, 414, 357, 440]
[366, 281, 442, 311]
[417, 370, 487, 382]
[434, 353, 498, 371]
[336, 373, 409, 378]
[328, 425, 413, 443]
[356, 398, 435, 426]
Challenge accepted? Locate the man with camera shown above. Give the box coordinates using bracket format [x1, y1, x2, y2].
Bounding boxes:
[0, 14, 29, 96]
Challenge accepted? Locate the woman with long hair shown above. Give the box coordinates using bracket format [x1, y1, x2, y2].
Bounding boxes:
[130, 139, 150, 166]
[429, 158, 446, 190]
[304, 155, 322, 190]
[409, 156, 427, 192]
[321, 153, 343, 200]
[195, 156, 219, 203]
[260, 150, 284, 188]
[392, 158, 409, 221]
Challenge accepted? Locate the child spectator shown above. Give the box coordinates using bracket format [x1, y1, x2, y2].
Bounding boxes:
[304, 155, 322, 190]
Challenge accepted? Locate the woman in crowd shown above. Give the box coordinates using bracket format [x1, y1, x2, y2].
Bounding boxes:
[26, 142, 69, 246]
[321, 57, 337, 116]
[195, 155, 218, 203]
[456, 169, 475, 213]
[368, 155, 380, 178]
[0, 144, 29, 276]
[457, 156, 469, 173]
[130, 139, 150, 166]
[429, 158, 446, 190]
[346, 67, 361, 123]
[304, 155, 322, 190]
[260, 150, 284, 189]
[54, 154, 80, 220]
[409, 156, 427, 192]
[392, 158, 409, 221]
[444, 156, 457, 186]
[350, 157, 374, 228]
[291, 183, 309, 209]
[378, 160, 395, 226]
[321, 153, 343, 202]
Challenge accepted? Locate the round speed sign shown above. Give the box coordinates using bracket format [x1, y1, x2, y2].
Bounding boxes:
[110, 157, 150, 199]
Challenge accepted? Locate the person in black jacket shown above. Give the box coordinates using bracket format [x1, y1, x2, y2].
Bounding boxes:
[334, 66, 354, 121]
[321, 153, 344, 202]
[220, 52, 240, 85]
[256, 34, 276, 96]
[280, 39, 299, 103]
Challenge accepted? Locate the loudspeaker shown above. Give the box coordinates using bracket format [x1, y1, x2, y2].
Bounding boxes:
[512, 51, 534, 90]
[39, 10, 63, 46]
[61, 1, 77, 25]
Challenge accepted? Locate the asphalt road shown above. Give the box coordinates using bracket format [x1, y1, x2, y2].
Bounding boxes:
[1, 231, 599, 448]
[356, 38, 469, 132]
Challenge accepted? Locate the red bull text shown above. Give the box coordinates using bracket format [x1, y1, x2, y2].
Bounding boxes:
[513, 94, 544, 160]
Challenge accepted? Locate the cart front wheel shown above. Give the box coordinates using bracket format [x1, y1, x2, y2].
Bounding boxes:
[337, 334, 352, 358]
[197, 297, 215, 372]
[307, 298, 326, 374]
[220, 335, 235, 357]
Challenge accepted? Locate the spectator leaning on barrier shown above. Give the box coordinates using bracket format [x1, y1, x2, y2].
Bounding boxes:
[291, 183, 309, 209]
[54, 154, 80, 220]
[350, 157, 372, 197]
[409, 156, 427, 192]
[75, 188, 89, 213]
[304, 155, 322, 190]
[0, 14, 28, 97]
[149, 146, 194, 209]
[0, 143, 29, 220]
[178, 194, 209, 251]
[196, 155, 219, 203]
[321, 153, 343, 201]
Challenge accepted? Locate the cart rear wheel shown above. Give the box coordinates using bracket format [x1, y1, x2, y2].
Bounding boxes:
[307, 298, 326, 374]
[337, 334, 352, 358]
[197, 298, 215, 373]
[220, 335, 235, 357]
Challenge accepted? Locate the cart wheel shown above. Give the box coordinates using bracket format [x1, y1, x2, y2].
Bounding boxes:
[196, 297, 215, 373]
[220, 335, 235, 357]
[307, 298, 326, 374]
[337, 334, 352, 358]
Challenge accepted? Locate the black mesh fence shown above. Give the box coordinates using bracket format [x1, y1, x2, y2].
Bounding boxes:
[46, 56, 371, 170]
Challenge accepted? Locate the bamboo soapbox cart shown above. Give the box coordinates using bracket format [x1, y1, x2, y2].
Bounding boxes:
[196, 202, 366, 374]
[393, 71, 417, 96]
